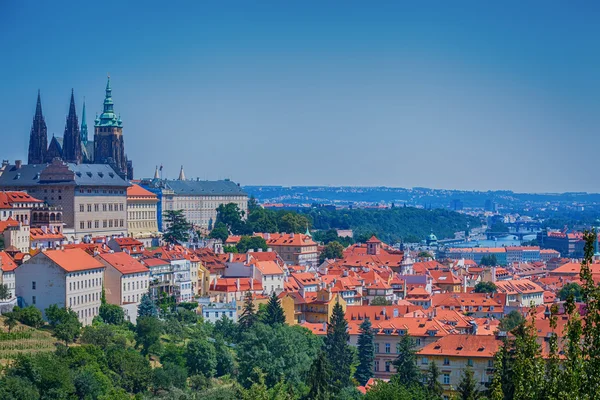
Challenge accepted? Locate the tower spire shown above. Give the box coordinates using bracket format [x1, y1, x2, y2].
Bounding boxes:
[154, 166, 160, 179]
[62, 89, 82, 163]
[178, 165, 186, 181]
[81, 98, 88, 146]
[28, 90, 48, 164]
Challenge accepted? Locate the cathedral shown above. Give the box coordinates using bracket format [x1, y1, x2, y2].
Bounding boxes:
[27, 77, 133, 180]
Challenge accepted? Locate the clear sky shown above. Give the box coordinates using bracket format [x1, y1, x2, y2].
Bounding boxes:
[1, 1, 599, 192]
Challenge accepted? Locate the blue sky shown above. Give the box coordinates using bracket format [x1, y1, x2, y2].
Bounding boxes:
[1, 1, 599, 192]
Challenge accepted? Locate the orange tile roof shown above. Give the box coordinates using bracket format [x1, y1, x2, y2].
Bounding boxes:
[42, 248, 105, 272]
[260, 233, 316, 247]
[494, 279, 543, 295]
[98, 252, 149, 275]
[0, 218, 19, 233]
[253, 260, 284, 275]
[418, 334, 502, 358]
[127, 184, 157, 199]
[210, 277, 263, 293]
[0, 191, 43, 209]
[0, 251, 17, 272]
[30, 228, 65, 241]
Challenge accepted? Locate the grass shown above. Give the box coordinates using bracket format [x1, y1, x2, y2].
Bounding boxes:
[0, 316, 57, 363]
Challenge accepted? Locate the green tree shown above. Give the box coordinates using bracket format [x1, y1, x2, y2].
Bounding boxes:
[237, 324, 321, 390]
[3, 312, 18, 333]
[279, 212, 310, 234]
[209, 221, 230, 243]
[457, 367, 482, 400]
[364, 379, 429, 400]
[151, 362, 188, 393]
[137, 293, 157, 318]
[499, 310, 525, 332]
[135, 316, 162, 356]
[17, 306, 43, 328]
[99, 303, 125, 325]
[319, 241, 344, 263]
[106, 347, 152, 393]
[355, 318, 374, 386]
[263, 291, 286, 326]
[214, 313, 238, 343]
[45, 305, 81, 346]
[73, 366, 111, 400]
[370, 296, 392, 306]
[0, 283, 11, 300]
[306, 351, 333, 400]
[324, 302, 353, 392]
[425, 361, 443, 400]
[237, 236, 268, 253]
[392, 335, 421, 386]
[479, 254, 498, 266]
[215, 338, 236, 377]
[186, 339, 217, 377]
[0, 376, 39, 400]
[558, 282, 583, 302]
[473, 281, 497, 293]
[238, 291, 258, 329]
[417, 251, 433, 259]
[216, 203, 247, 234]
[163, 209, 192, 244]
[489, 221, 509, 233]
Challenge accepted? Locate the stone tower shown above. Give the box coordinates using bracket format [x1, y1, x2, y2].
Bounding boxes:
[81, 100, 88, 146]
[94, 76, 128, 178]
[62, 89, 83, 164]
[27, 90, 48, 164]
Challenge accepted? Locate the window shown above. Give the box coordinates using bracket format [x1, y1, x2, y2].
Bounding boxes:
[467, 359, 473, 367]
[385, 361, 391, 372]
[385, 343, 391, 354]
[215, 312, 219, 318]
[374, 360, 379, 372]
[87, 204, 92, 212]
[421, 357, 428, 365]
[79, 204, 84, 212]
[443, 357, 450, 366]
[87, 221, 92, 229]
[95, 220, 99, 228]
[103, 220, 107, 228]
[488, 360, 494, 368]
[415, 338, 421, 346]
[80, 221, 85, 229]
[443, 373, 450, 385]
[102, 204, 107, 211]
[32, 296, 36, 305]
[120, 203, 124, 211]
[94, 204, 99, 212]
[109, 220, 113, 228]
[374, 343, 379, 354]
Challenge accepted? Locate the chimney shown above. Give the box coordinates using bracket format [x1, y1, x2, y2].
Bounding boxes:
[236, 278, 240, 290]
[290, 232, 294, 238]
[228, 252, 234, 262]
[258, 248, 263, 252]
[41, 226, 47, 234]
[15, 160, 22, 169]
[463, 275, 467, 293]
[491, 266, 497, 283]
[250, 279, 254, 290]
[267, 248, 272, 252]
[322, 322, 327, 332]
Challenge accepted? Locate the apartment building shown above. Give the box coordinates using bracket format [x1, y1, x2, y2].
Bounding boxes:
[0, 191, 44, 252]
[0, 251, 17, 299]
[15, 248, 104, 325]
[126, 184, 160, 247]
[260, 233, 318, 268]
[0, 160, 129, 241]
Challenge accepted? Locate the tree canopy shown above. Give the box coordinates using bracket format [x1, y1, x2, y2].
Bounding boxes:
[474, 281, 497, 293]
[163, 210, 192, 244]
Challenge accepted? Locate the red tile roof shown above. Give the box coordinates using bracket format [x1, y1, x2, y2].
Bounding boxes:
[98, 252, 149, 275]
[127, 184, 157, 199]
[0, 191, 43, 209]
[0, 251, 17, 272]
[42, 248, 105, 272]
[418, 334, 502, 358]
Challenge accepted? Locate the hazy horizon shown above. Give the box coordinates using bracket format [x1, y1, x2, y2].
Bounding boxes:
[2, 1, 599, 193]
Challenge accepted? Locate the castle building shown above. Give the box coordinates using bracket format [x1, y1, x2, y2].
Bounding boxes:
[27, 77, 133, 180]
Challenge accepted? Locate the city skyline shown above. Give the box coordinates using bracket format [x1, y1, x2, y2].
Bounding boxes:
[1, 1, 599, 192]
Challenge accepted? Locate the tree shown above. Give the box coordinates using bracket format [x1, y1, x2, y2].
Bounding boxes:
[499, 310, 525, 332]
[214, 313, 238, 343]
[558, 282, 583, 302]
[73, 366, 111, 400]
[17, 306, 43, 328]
[99, 303, 125, 325]
[0, 283, 11, 300]
[135, 316, 162, 356]
[238, 291, 258, 329]
[417, 251, 433, 259]
[216, 203, 246, 234]
[457, 367, 482, 400]
[307, 351, 333, 400]
[364, 379, 429, 400]
[425, 361, 443, 400]
[474, 281, 497, 294]
[0, 376, 39, 400]
[137, 293, 157, 318]
[236, 236, 268, 253]
[185, 339, 217, 377]
[324, 302, 353, 392]
[319, 241, 344, 263]
[209, 221, 229, 243]
[479, 254, 498, 266]
[263, 291, 286, 326]
[214, 338, 235, 377]
[163, 209, 192, 244]
[489, 221, 509, 233]
[279, 212, 310, 234]
[370, 296, 392, 306]
[45, 305, 81, 346]
[355, 318, 374, 386]
[392, 335, 421, 386]
[3, 312, 18, 333]
[106, 347, 152, 393]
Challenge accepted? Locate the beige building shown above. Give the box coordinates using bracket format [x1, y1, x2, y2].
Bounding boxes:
[126, 184, 160, 247]
[259, 233, 318, 268]
[15, 248, 104, 325]
[0, 160, 129, 241]
[96, 252, 150, 323]
[139, 173, 248, 231]
[0, 191, 44, 253]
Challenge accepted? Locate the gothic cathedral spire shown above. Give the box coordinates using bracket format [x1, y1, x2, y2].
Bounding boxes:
[81, 99, 88, 146]
[62, 89, 83, 164]
[28, 90, 48, 164]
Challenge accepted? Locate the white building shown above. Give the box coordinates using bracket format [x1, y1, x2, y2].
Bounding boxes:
[0, 251, 17, 299]
[15, 248, 104, 325]
[96, 252, 150, 323]
[201, 301, 238, 323]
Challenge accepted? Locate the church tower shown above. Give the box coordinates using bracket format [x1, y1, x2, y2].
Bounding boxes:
[94, 76, 128, 178]
[62, 89, 83, 164]
[81, 100, 88, 146]
[27, 90, 48, 164]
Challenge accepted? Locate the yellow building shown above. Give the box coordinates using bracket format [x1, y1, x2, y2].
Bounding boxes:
[280, 289, 346, 324]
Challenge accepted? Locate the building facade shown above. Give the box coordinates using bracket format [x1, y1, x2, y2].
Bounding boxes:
[126, 184, 160, 246]
[0, 160, 129, 241]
